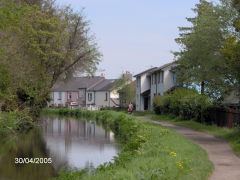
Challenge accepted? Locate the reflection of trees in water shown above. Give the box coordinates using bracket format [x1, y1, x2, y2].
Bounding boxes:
[0, 116, 118, 180]
[0, 129, 56, 180]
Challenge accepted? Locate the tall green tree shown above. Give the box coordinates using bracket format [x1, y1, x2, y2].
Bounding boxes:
[0, 0, 101, 114]
[221, 0, 240, 96]
[174, 0, 236, 99]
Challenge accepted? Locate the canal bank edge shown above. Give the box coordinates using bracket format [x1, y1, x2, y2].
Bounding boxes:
[45, 108, 213, 180]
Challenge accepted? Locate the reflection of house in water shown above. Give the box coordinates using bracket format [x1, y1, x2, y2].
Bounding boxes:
[41, 117, 119, 170]
[43, 117, 112, 142]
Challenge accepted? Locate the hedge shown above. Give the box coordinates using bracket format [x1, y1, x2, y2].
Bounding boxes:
[153, 88, 212, 122]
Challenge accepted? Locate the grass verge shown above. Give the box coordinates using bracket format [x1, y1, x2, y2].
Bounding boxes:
[0, 112, 18, 137]
[0, 111, 33, 138]
[46, 108, 213, 180]
[134, 112, 240, 157]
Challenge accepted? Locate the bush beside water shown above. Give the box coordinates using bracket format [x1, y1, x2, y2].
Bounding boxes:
[0, 110, 33, 138]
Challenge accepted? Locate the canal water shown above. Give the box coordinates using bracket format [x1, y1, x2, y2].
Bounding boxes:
[0, 115, 119, 180]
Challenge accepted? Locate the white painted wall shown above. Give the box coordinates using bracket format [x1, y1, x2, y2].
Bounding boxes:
[141, 74, 151, 93]
[51, 92, 66, 107]
[136, 73, 152, 111]
[136, 77, 141, 111]
[94, 91, 119, 107]
[95, 91, 109, 107]
[110, 90, 119, 99]
[162, 65, 177, 92]
[135, 63, 177, 111]
[150, 64, 177, 110]
[86, 91, 94, 105]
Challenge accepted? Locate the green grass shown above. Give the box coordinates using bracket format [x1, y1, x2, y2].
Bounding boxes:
[47, 109, 213, 180]
[135, 112, 240, 157]
[0, 110, 33, 138]
[0, 112, 18, 137]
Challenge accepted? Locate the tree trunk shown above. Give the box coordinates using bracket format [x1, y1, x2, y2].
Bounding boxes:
[201, 81, 205, 94]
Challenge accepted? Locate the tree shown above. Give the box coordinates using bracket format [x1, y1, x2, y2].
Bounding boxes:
[113, 74, 136, 108]
[174, 0, 236, 100]
[221, 0, 240, 96]
[0, 0, 101, 114]
[0, 64, 10, 100]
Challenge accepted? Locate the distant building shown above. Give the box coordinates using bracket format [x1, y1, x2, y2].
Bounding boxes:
[223, 91, 240, 105]
[50, 77, 119, 109]
[134, 62, 177, 111]
[87, 79, 119, 107]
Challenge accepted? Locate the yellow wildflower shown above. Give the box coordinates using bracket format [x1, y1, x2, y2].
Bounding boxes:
[170, 152, 177, 157]
[177, 162, 183, 169]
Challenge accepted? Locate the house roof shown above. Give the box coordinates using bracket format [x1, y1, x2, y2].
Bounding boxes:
[134, 67, 157, 77]
[150, 62, 176, 74]
[52, 76, 104, 91]
[88, 79, 116, 91]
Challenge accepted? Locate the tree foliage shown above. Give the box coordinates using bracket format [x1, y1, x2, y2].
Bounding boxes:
[0, 0, 101, 115]
[174, 0, 237, 100]
[113, 74, 136, 107]
[220, 0, 240, 95]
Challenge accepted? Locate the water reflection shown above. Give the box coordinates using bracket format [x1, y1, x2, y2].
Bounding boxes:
[42, 117, 118, 170]
[0, 116, 119, 180]
[0, 130, 56, 180]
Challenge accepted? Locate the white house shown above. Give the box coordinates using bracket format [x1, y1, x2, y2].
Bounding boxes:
[134, 62, 177, 111]
[50, 77, 119, 109]
[86, 79, 119, 108]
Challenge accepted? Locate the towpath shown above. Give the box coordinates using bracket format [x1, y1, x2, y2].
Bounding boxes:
[136, 116, 240, 180]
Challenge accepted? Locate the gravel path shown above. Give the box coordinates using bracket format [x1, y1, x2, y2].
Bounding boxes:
[136, 116, 240, 180]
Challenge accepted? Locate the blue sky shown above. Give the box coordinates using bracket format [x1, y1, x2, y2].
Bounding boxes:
[56, 0, 216, 78]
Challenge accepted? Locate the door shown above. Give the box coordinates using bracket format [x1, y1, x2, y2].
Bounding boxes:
[144, 97, 149, 110]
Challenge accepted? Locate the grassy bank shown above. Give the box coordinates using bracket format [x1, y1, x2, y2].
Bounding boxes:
[46, 108, 213, 180]
[134, 112, 240, 157]
[0, 112, 20, 138]
[0, 111, 33, 138]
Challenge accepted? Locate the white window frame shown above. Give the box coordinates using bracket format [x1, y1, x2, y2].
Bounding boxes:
[105, 92, 108, 101]
[58, 92, 62, 100]
[68, 92, 72, 100]
[88, 93, 92, 102]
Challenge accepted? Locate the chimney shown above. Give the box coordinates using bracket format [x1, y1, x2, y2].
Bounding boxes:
[124, 71, 132, 81]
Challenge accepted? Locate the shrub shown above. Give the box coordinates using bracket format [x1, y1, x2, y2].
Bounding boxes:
[179, 94, 211, 121]
[153, 88, 212, 122]
[153, 95, 171, 114]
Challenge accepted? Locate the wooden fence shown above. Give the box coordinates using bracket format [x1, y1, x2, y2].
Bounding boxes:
[206, 105, 240, 128]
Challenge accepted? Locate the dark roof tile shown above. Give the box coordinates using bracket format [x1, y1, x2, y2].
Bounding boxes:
[52, 77, 104, 91]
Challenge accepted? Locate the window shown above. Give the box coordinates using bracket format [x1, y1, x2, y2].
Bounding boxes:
[79, 90, 84, 98]
[68, 92, 72, 100]
[58, 92, 62, 100]
[88, 93, 92, 101]
[160, 71, 164, 83]
[152, 75, 154, 85]
[105, 92, 108, 101]
[154, 73, 157, 84]
[51, 92, 54, 100]
[172, 72, 176, 84]
[137, 77, 141, 88]
[158, 72, 160, 84]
